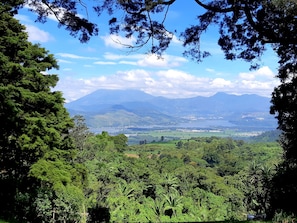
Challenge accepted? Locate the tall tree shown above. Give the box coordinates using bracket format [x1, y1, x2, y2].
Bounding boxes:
[0, 5, 82, 221]
[69, 115, 93, 152]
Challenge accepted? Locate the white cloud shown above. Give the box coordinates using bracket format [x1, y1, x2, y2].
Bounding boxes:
[15, 14, 32, 23]
[239, 80, 277, 90]
[138, 54, 187, 68]
[58, 59, 73, 64]
[103, 52, 129, 60]
[239, 66, 275, 80]
[25, 0, 84, 22]
[14, 14, 53, 43]
[171, 35, 182, 44]
[211, 78, 232, 88]
[56, 53, 99, 60]
[100, 23, 181, 49]
[157, 69, 197, 82]
[104, 52, 146, 61]
[84, 47, 97, 52]
[24, 1, 61, 22]
[235, 66, 279, 95]
[94, 61, 117, 65]
[25, 25, 53, 43]
[119, 61, 138, 66]
[103, 52, 187, 68]
[62, 68, 72, 71]
[56, 52, 185, 73]
[54, 66, 280, 102]
[54, 69, 211, 101]
[206, 68, 216, 73]
[101, 34, 136, 49]
[83, 64, 95, 68]
[138, 55, 168, 67]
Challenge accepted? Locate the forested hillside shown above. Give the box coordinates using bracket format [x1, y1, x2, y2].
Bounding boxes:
[60, 117, 283, 222]
[48, 116, 284, 222]
[1, 110, 284, 222]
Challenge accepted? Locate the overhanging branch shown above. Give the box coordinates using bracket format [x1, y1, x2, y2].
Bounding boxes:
[194, 0, 235, 13]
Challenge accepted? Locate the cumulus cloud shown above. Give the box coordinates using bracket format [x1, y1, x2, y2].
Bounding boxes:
[25, 24, 53, 43]
[54, 70, 212, 102]
[54, 66, 280, 102]
[235, 66, 279, 95]
[239, 66, 275, 80]
[211, 78, 232, 88]
[14, 14, 53, 43]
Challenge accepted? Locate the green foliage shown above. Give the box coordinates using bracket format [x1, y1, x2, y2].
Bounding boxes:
[33, 184, 85, 222]
[0, 7, 84, 222]
[70, 115, 93, 152]
[78, 132, 281, 222]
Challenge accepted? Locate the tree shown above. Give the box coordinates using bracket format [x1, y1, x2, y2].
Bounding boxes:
[0, 5, 82, 222]
[69, 115, 93, 152]
[163, 191, 183, 218]
[244, 161, 273, 215]
[112, 133, 128, 152]
[12, 1, 294, 66]
[30, 157, 87, 222]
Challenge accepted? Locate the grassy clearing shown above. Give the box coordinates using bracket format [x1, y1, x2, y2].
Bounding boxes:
[140, 129, 238, 138]
[127, 127, 269, 145]
[129, 129, 251, 142]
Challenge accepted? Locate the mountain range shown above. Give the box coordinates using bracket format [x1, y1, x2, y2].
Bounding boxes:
[65, 89, 277, 132]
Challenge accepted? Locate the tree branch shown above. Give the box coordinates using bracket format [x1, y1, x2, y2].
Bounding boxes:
[194, 0, 235, 13]
[243, 3, 297, 45]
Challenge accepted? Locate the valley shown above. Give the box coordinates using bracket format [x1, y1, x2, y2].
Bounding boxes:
[65, 89, 278, 143]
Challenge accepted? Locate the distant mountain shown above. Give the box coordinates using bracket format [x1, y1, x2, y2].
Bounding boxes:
[66, 89, 155, 112]
[146, 92, 271, 117]
[65, 89, 277, 131]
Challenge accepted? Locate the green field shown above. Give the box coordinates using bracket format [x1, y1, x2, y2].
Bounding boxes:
[127, 128, 266, 145]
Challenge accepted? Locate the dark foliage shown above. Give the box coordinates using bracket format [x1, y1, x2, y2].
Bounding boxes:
[13, 1, 296, 69]
[0, 4, 78, 222]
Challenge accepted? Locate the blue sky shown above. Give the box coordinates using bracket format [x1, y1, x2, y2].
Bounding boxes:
[15, 1, 280, 102]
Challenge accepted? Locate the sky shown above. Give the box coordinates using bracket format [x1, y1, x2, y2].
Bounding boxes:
[15, 1, 280, 103]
